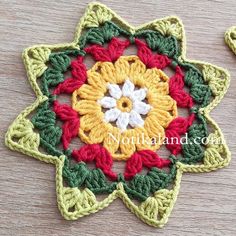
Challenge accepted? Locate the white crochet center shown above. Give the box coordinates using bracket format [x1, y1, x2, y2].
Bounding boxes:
[98, 79, 152, 132]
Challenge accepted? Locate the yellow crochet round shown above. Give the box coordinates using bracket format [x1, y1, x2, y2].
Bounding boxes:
[116, 96, 133, 112]
[72, 56, 177, 160]
[5, 2, 231, 228]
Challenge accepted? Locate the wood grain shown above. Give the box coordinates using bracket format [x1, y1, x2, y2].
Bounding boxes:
[0, 0, 236, 235]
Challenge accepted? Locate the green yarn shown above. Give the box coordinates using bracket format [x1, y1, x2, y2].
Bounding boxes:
[63, 158, 117, 194]
[190, 84, 212, 107]
[79, 22, 180, 58]
[188, 123, 208, 141]
[40, 52, 73, 97]
[31, 101, 63, 157]
[181, 138, 204, 164]
[137, 31, 162, 49]
[180, 112, 207, 164]
[63, 159, 88, 187]
[62, 156, 177, 202]
[41, 68, 64, 97]
[124, 164, 177, 201]
[85, 169, 116, 194]
[49, 53, 71, 72]
[179, 61, 212, 107]
[30, 19, 213, 202]
[79, 21, 130, 49]
[135, 30, 180, 58]
[50, 49, 80, 58]
[183, 64, 204, 86]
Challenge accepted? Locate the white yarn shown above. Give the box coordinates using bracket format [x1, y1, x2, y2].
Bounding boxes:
[104, 108, 121, 122]
[98, 97, 116, 108]
[129, 110, 144, 128]
[107, 83, 122, 99]
[98, 79, 151, 131]
[133, 101, 151, 115]
[116, 112, 130, 132]
[130, 88, 147, 101]
[122, 79, 135, 97]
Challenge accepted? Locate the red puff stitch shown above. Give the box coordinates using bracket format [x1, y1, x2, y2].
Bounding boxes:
[124, 150, 171, 180]
[53, 56, 87, 95]
[53, 101, 80, 150]
[169, 66, 194, 108]
[135, 39, 171, 69]
[72, 144, 117, 180]
[85, 37, 130, 62]
[165, 114, 195, 155]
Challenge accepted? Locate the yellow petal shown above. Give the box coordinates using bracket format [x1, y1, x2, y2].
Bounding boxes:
[144, 68, 169, 95]
[149, 108, 174, 128]
[144, 115, 165, 141]
[114, 56, 130, 83]
[144, 68, 161, 83]
[129, 57, 146, 79]
[134, 127, 153, 151]
[119, 129, 136, 157]
[77, 84, 104, 100]
[100, 62, 117, 83]
[88, 122, 109, 143]
[147, 82, 169, 96]
[87, 70, 107, 93]
[72, 100, 101, 114]
[144, 68, 169, 83]
[129, 74, 146, 88]
[80, 113, 104, 132]
[148, 94, 177, 115]
[103, 126, 121, 154]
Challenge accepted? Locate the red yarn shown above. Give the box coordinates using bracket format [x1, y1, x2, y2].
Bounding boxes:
[71, 56, 87, 81]
[124, 150, 170, 180]
[169, 66, 193, 108]
[53, 56, 87, 95]
[135, 39, 171, 69]
[85, 37, 130, 62]
[168, 67, 195, 155]
[72, 144, 117, 180]
[51, 37, 198, 181]
[135, 39, 193, 107]
[165, 114, 195, 155]
[53, 101, 80, 150]
[53, 78, 84, 95]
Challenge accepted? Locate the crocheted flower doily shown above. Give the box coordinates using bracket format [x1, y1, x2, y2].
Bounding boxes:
[6, 2, 231, 228]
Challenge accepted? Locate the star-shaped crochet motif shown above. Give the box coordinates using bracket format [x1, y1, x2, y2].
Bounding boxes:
[5, 2, 231, 228]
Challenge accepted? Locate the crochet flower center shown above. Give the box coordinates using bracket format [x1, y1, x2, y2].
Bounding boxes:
[72, 55, 178, 160]
[6, 2, 230, 226]
[116, 96, 133, 112]
[98, 79, 151, 131]
[117, 97, 132, 111]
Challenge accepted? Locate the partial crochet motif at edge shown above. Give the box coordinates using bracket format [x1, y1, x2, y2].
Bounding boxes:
[225, 26, 236, 55]
[5, 2, 231, 228]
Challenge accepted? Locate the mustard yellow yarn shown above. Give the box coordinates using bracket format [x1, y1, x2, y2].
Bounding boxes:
[5, 2, 231, 228]
[116, 96, 133, 112]
[72, 56, 177, 160]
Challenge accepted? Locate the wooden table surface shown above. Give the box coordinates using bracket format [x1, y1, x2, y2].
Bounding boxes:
[0, 0, 236, 235]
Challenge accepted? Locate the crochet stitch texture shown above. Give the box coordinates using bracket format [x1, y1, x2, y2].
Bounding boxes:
[5, 2, 231, 228]
[225, 26, 236, 55]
